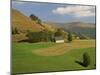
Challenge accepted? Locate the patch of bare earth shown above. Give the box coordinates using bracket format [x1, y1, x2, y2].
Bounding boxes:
[32, 40, 95, 56]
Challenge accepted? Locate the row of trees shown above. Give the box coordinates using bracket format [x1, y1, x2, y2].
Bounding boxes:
[12, 14, 73, 42]
[12, 14, 73, 43]
[26, 30, 54, 43]
[26, 29, 73, 43]
[12, 28, 73, 43]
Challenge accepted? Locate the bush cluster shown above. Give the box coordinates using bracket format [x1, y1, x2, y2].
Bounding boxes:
[26, 30, 53, 43]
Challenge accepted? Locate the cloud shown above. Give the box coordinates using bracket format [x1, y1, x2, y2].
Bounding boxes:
[52, 6, 95, 17]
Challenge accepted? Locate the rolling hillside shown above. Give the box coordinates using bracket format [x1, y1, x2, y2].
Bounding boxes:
[12, 9, 95, 42]
[12, 9, 57, 42]
[47, 22, 96, 39]
[12, 9, 44, 32]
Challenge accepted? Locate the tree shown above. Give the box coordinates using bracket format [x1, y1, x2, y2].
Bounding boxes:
[26, 31, 42, 43]
[30, 14, 38, 21]
[36, 18, 42, 25]
[55, 28, 62, 36]
[12, 27, 19, 34]
[29, 14, 42, 24]
[83, 52, 90, 67]
[26, 30, 53, 43]
[67, 32, 72, 42]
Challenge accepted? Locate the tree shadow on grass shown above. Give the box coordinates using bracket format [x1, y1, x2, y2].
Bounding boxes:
[75, 60, 88, 67]
[18, 39, 36, 43]
[18, 39, 29, 42]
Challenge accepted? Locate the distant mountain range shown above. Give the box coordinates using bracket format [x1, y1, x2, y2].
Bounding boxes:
[46, 22, 96, 39]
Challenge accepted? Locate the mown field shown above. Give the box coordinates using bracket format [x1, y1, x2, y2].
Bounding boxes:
[12, 40, 96, 74]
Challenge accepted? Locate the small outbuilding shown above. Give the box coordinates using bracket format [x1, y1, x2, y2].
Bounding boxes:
[54, 36, 64, 43]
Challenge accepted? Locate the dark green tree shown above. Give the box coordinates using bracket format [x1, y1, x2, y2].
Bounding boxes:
[55, 28, 62, 36]
[26, 31, 40, 43]
[30, 14, 42, 24]
[37, 18, 42, 25]
[12, 27, 19, 34]
[26, 30, 53, 43]
[83, 52, 90, 67]
[30, 14, 38, 21]
[67, 32, 72, 42]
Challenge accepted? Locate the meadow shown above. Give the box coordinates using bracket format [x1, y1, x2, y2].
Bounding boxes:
[12, 40, 96, 74]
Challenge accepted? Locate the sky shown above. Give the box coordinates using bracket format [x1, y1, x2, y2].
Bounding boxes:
[12, 1, 96, 23]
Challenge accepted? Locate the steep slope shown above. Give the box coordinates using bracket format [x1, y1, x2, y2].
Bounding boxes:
[12, 9, 45, 42]
[12, 9, 57, 42]
[42, 23, 57, 32]
[12, 9, 44, 32]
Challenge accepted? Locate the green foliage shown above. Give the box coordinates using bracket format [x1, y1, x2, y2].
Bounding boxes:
[55, 29, 63, 36]
[30, 14, 42, 24]
[27, 31, 40, 43]
[26, 30, 53, 43]
[30, 14, 38, 21]
[37, 18, 42, 25]
[83, 52, 90, 67]
[67, 32, 72, 42]
[12, 27, 19, 34]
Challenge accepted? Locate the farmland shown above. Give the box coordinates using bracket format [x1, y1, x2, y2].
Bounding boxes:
[12, 40, 96, 74]
[12, 2, 96, 74]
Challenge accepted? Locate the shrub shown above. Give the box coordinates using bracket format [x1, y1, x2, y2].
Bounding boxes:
[30, 14, 42, 24]
[55, 29, 62, 36]
[67, 32, 72, 42]
[83, 52, 90, 67]
[12, 27, 19, 34]
[26, 30, 53, 43]
[26, 31, 41, 43]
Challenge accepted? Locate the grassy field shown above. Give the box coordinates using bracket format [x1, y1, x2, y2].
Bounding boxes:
[12, 40, 96, 74]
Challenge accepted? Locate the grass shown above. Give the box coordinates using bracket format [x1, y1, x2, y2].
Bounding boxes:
[33, 40, 95, 56]
[12, 40, 96, 74]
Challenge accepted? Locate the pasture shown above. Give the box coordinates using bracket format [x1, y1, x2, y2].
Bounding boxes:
[12, 40, 96, 74]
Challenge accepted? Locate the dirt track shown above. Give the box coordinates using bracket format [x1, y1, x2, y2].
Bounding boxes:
[32, 40, 95, 56]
